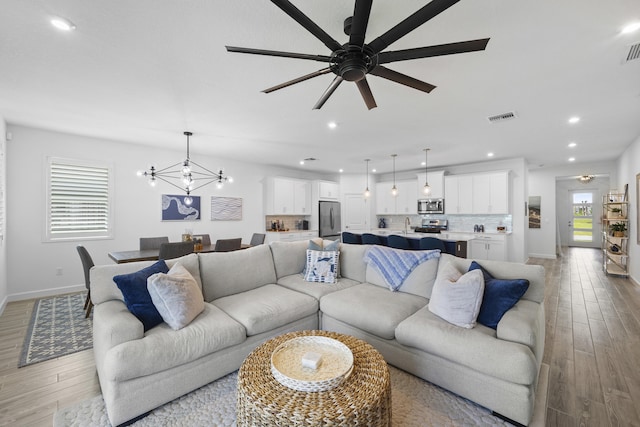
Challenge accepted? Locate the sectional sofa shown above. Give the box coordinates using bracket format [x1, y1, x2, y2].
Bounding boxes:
[90, 239, 545, 426]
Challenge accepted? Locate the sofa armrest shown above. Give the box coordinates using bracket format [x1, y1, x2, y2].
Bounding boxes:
[496, 299, 545, 361]
[94, 300, 144, 353]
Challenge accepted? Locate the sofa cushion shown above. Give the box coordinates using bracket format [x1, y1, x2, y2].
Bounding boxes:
[320, 283, 427, 340]
[277, 274, 359, 299]
[113, 260, 169, 331]
[468, 261, 529, 329]
[363, 246, 440, 291]
[304, 249, 339, 284]
[395, 306, 538, 385]
[428, 263, 485, 329]
[213, 284, 318, 336]
[338, 243, 368, 283]
[198, 244, 277, 301]
[103, 303, 246, 382]
[270, 239, 322, 279]
[147, 263, 205, 330]
[366, 256, 440, 299]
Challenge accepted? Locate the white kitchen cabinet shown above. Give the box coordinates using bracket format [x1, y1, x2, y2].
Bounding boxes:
[472, 172, 509, 214]
[470, 235, 507, 261]
[375, 182, 396, 215]
[375, 180, 417, 214]
[318, 181, 339, 200]
[416, 171, 445, 199]
[265, 177, 310, 215]
[265, 230, 318, 244]
[444, 175, 473, 214]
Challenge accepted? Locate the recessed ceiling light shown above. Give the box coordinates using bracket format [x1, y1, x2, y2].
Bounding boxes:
[568, 116, 580, 124]
[372, 168, 377, 173]
[568, 157, 576, 162]
[621, 22, 640, 34]
[51, 17, 76, 31]
[327, 122, 337, 129]
[299, 160, 305, 165]
[421, 161, 426, 166]
[339, 169, 344, 173]
[487, 152, 495, 157]
[568, 142, 577, 148]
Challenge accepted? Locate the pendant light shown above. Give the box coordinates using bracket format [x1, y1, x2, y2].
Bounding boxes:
[364, 159, 371, 198]
[391, 154, 398, 197]
[422, 148, 431, 196]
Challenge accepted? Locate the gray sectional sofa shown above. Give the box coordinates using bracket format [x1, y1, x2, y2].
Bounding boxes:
[90, 239, 545, 426]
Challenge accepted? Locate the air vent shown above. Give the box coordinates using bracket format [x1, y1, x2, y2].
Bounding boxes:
[626, 42, 640, 62]
[304, 157, 317, 161]
[487, 111, 517, 123]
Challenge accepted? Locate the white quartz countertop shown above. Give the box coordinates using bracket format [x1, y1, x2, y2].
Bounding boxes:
[369, 229, 511, 241]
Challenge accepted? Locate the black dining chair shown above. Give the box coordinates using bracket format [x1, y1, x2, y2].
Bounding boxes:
[419, 237, 446, 252]
[249, 233, 266, 246]
[387, 235, 411, 250]
[158, 241, 194, 260]
[193, 234, 211, 246]
[361, 233, 383, 245]
[76, 245, 95, 318]
[341, 232, 362, 244]
[139, 236, 169, 250]
[215, 238, 243, 252]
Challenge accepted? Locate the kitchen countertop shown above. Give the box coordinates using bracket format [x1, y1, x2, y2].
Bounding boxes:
[370, 229, 511, 241]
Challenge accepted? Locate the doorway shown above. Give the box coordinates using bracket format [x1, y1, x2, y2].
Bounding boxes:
[569, 190, 596, 247]
[343, 193, 369, 233]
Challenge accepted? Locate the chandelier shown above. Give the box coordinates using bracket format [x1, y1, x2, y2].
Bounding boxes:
[137, 131, 232, 205]
[578, 175, 595, 184]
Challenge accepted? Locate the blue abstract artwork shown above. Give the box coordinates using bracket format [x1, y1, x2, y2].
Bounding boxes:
[161, 195, 201, 221]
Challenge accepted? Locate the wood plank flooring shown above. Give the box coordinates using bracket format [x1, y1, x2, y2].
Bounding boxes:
[0, 247, 638, 426]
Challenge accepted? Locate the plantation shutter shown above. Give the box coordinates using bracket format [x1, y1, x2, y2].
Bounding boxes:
[47, 158, 113, 240]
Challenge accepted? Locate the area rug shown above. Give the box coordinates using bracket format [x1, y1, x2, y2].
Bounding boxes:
[19, 292, 93, 367]
[54, 366, 514, 427]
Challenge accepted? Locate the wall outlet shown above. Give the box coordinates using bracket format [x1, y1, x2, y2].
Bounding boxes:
[56, 267, 63, 276]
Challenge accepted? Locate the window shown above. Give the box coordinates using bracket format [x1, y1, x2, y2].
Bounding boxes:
[46, 157, 113, 241]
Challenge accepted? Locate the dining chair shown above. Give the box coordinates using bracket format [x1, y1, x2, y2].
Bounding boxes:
[158, 241, 194, 260]
[214, 238, 243, 252]
[76, 245, 95, 318]
[387, 235, 411, 250]
[139, 236, 169, 250]
[341, 232, 362, 244]
[361, 233, 383, 245]
[193, 234, 211, 246]
[249, 233, 266, 246]
[419, 237, 446, 252]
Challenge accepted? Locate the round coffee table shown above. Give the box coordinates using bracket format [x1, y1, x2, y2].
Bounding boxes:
[236, 330, 391, 426]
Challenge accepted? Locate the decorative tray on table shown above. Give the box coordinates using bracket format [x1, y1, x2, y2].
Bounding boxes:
[270, 336, 354, 392]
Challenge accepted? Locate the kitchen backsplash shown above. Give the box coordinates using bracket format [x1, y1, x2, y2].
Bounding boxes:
[265, 215, 308, 231]
[379, 214, 512, 233]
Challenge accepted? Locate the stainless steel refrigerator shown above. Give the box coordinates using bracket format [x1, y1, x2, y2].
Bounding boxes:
[319, 201, 341, 241]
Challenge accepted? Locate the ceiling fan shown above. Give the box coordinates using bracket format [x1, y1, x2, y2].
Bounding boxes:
[226, 0, 490, 110]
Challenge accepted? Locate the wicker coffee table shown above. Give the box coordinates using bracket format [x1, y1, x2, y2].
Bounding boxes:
[236, 330, 391, 426]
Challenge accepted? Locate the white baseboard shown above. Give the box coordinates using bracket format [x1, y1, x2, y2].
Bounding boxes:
[7, 284, 86, 304]
[528, 253, 557, 259]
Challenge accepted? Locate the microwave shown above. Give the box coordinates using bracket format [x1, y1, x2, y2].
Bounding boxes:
[417, 198, 444, 214]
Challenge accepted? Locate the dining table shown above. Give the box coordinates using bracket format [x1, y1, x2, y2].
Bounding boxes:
[108, 243, 250, 264]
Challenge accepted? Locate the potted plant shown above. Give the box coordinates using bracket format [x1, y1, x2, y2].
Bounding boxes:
[607, 206, 624, 218]
[610, 222, 627, 237]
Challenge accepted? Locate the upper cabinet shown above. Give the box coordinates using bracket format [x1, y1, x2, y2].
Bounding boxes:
[445, 171, 510, 215]
[318, 181, 339, 200]
[375, 180, 417, 215]
[264, 177, 311, 215]
[416, 171, 445, 199]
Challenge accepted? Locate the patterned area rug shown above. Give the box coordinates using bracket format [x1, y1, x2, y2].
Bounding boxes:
[54, 366, 514, 427]
[19, 292, 93, 367]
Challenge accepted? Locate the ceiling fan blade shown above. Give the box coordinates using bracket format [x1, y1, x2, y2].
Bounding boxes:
[271, 0, 343, 52]
[226, 46, 332, 63]
[356, 78, 377, 110]
[378, 38, 490, 64]
[313, 76, 344, 110]
[370, 66, 436, 93]
[349, 0, 373, 48]
[368, 0, 460, 54]
[263, 68, 333, 93]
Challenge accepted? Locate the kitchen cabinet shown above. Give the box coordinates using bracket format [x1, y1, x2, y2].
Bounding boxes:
[444, 175, 473, 214]
[472, 172, 509, 214]
[375, 180, 417, 215]
[265, 230, 318, 244]
[470, 234, 507, 261]
[416, 171, 445, 199]
[265, 177, 310, 215]
[318, 181, 339, 200]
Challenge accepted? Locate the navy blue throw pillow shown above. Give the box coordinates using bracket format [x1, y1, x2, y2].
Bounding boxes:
[113, 260, 169, 331]
[468, 261, 529, 329]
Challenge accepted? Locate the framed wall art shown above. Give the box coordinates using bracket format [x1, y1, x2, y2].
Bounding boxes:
[211, 196, 242, 221]
[161, 194, 201, 221]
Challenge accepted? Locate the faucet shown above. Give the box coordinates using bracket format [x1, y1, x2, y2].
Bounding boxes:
[404, 217, 411, 234]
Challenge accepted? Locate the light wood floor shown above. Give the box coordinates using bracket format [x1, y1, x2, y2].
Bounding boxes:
[0, 247, 638, 426]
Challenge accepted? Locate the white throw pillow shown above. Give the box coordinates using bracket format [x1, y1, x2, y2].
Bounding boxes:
[428, 262, 485, 329]
[304, 249, 339, 284]
[147, 263, 204, 330]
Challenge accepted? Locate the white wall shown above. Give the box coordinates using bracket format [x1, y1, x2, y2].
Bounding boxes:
[616, 135, 640, 284]
[4, 125, 332, 302]
[0, 117, 7, 313]
[528, 161, 617, 259]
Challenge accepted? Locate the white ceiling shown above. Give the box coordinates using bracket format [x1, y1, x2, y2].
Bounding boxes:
[1, 1, 640, 175]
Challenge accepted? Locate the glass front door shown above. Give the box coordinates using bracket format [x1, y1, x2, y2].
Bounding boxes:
[570, 191, 594, 246]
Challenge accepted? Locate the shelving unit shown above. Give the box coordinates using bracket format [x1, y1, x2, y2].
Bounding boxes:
[601, 194, 629, 277]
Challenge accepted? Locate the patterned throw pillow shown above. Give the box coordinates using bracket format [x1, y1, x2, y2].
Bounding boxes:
[303, 249, 339, 284]
[302, 240, 341, 276]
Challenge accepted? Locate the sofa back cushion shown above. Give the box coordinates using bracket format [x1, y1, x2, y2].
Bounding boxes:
[199, 244, 277, 301]
[270, 239, 322, 278]
[438, 254, 545, 303]
[338, 243, 368, 283]
[365, 256, 440, 299]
